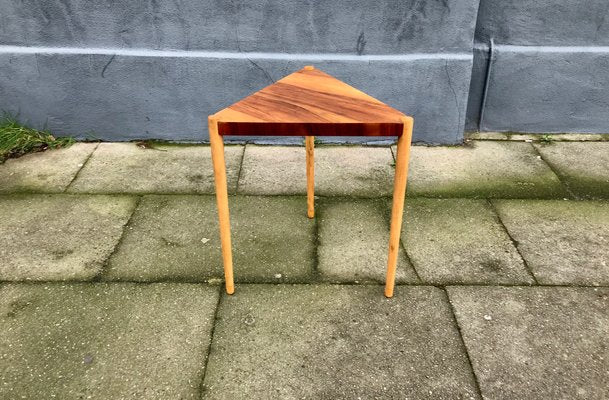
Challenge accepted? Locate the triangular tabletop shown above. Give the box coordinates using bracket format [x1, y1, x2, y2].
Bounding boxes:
[211, 66, 408, 137]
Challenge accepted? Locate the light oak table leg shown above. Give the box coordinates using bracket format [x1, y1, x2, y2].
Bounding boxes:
[305, 136, 315, 218]
[385, 117, 413, 298]
[209, 116, 235, 295]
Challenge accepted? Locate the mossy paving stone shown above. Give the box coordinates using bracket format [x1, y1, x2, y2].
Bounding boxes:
[534, 142, 609, 199]
[67, 143, 243, 194]
[0, 143, 97, 193]
[317, 198, 419, 283]
[238, 145, 395, 197]
[0, 283, 219, 399]
[493, 199, 609, 285]
[448, 286, 609, 400]
[236, 145, 306, 195]
[395, 141, 568, 198]
[104, 195, 315, 283]
[202, 285, 480, 399]
[402, 198, 534, 285]
[0, 194, 136, 281]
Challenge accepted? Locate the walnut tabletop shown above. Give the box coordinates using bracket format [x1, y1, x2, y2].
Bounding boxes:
[211, 66, 408, 137]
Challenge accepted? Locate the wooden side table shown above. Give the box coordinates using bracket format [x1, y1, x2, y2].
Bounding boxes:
[209, 66, 413, 298]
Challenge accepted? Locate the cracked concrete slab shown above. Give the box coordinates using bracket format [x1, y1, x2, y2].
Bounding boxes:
[448, 286, 609, 400]
[0, 283, 218, 399]
[104, 195, 315, 283]
[67, 143, 243, 194]
[0, 194, 136, 281]
[395, 141, 569, 198]
[202, 285, 480, 399]
[403, 198, 534, 285]
[493, 199, 609, 285]
[534, 142, 609, 199]
[317, 198, 419, 283]
[0, 143, 97, 193]
[238, 145, 395, 197]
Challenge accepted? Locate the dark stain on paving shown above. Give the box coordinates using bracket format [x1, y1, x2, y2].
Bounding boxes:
[481, 259, 504, 272]
[188, 174, 205, 182]
[51, 249, 74, 260]
[5, 298, 34, 318]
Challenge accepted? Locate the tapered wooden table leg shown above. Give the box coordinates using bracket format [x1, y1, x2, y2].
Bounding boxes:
[209, 116, 235, 295]
[305, 136, 315, 218]
[385, 117, 413, 298]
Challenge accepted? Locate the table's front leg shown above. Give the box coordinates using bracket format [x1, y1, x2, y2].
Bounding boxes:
[209, 116, 235, 294]
[305, 136, 315, 218]
[385, 116, 414, 298]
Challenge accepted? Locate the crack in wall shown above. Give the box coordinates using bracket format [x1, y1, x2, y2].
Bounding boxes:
[100, 54, 116, 78]
[247, 59, 274, 84]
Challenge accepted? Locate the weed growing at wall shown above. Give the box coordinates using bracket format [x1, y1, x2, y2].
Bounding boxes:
[0, 115, 74, 162]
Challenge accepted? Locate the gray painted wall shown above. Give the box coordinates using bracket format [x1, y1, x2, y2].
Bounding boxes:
[480, 46, 609, 133]
[1, 0, 608, 143]
[466, 0, 609, 133]
[0, 0, 478, 144]
[0, 51, 472, 143]
[474, 0, 609, 46]
[1, 0, 478, 53]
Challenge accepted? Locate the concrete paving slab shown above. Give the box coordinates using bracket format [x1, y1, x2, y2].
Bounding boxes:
[104, 195, 315, 282]
[0, 283, 218, 399]
[447, 286, 609, 400]
[0, 143, 97, 193]
[238, 145, 395, 197]
[534, 142, 609, 199]
[393, 141, 568, 198]
[493, 200, 609, 285]
[67, 143, 243, 194]
[0, 194, 136, 281]
[403, 198, 534, 285]
[202, 285, 480, 399]
[237, 145, 306, 195]
[103, 195, 223, 282]
[317, 198, 419, 283]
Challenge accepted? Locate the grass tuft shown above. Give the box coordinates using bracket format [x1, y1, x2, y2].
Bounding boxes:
[0, 115, 74, 163]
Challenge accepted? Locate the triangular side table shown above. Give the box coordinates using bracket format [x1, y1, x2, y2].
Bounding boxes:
[209, 66, 413, 298]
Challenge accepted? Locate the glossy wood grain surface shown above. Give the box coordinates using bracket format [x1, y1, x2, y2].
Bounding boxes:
[213, 66, 408, 137]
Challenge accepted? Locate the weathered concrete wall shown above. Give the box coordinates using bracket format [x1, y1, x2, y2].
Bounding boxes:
[0, 50, 472, 143]
[1, 0, 607, 142]
[0, 0, 479, 144]
[480, 46, 609, 133]
[0, 0, 478, 53]
[474, 0, 609, 46]
[466, 0, 609, 133]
